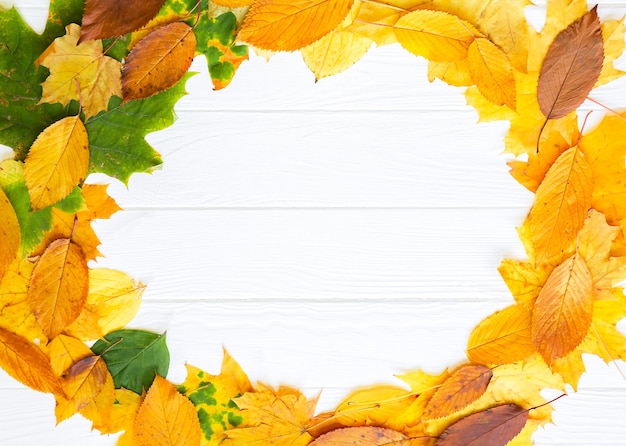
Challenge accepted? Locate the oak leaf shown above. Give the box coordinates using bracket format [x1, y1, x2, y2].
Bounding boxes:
[80, 0, 168, 41]
[537, 7, 603, 120]
[36, 24, 123, 119]
[467, 38, 516, 109]
[310, 426, 408, 445]
[237, 0, 354, 51]
[134, 375, 202, 446]
[27, 238, 89, 339]
[122, 22, 196, 101]
[0, 187, 20, 281]
[23, 115, 89, 210]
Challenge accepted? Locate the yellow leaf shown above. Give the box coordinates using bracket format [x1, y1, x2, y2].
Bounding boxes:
[596, 17, 626, 86]
[0, 188, 20, 281]
[580, 288, 626, 363]
[27, 239, 89, 339]
[49, 334, 93, 377]
[428, 59, 473, 86]
[0, 326, 60, 394]
[532, 253, 594, 365]
[344, 0, 403, 46]
[134, 375, 202, 446]
[237, 0, 355, 51]
[79, 184, 123, 221]
[94, 388, 142, 435]
[37, 24, 122, 119]
[498, 258, 550, 308]
[66, 268, 145, 341]
[122, 22, 196, 101]
[78, 370, 116, 431]
[524, 146, 593, 264]
[23, 115, 89, 210]
[468, 38, 516, 110]
[394, 10, 479, 62]
[211, 0, 255, 6]
[467, 304, 535, 365]
[301, 30, 372, 80]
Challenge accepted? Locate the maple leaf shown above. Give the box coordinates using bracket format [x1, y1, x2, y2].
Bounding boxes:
[36, 24, 122, 119]
[310, 426, 408, 445]
[179, 349, 252, 445]
[134, 375, 202, 446]
[0, 187, 20, 281]
[93, 388, 142, 435]
[81, 0, 168, 41]
[237, 0, 355, 51]
[222, 383, 317, 446]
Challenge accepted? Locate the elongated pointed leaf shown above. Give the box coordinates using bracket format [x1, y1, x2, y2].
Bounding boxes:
[0, 188, 20, 280]
[81, 0, 168, 41]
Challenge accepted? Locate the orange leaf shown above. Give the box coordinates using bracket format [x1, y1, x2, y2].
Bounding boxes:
[237, 0, 354, 51]
[524, 146, 592, 263]
[49, 334, 93, 377]
[467, 38, 516, 110]
[134, 375, 202, 446]
[537, 6, 603, 120]
[436, 404, 528, 446]
[212, 0, 255, 6]
[532, 253, 594, 365]
[80, 0, 168, 41]
[0, 327, 60, 394]
[310, 426, 408, 445]
[23, 115, 90, 210]
[122, 22, 196, 101]
[423, 364, 492, 420]
[27, 239, 89, 339]
[0, 188, 20, 280]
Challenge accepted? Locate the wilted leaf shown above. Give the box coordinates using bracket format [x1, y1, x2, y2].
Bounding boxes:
[532, 253, 594, 365]
[23, 115, 89, 210]
[27, 238, 89, 339]
[36, 24, 122, 119]
[467, 38, 516, 109]
[237, 0, 354, 51]
[394, 10, 479, 62]
[134, 375, 202, 446]
[310, 426, 408, 445]
[91, 329, 169, 394]
[424, 364, 492, 420]
[0, 326, 60, 393]
[81, 0, 168, 41]
[537, 7, 603, 120]
[0, 188, 20, 280]
[301, 30, 372, 80]
[436, 404, 528, 446]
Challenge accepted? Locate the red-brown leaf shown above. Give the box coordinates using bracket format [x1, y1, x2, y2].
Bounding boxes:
[80, 0, 168, 41]
[436, 404, 528, 446]
[537, 6, 603, 120]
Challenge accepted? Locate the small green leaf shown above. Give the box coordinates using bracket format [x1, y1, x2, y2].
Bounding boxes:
[53, 186, 86, 213]
[91, 329, 170, 394]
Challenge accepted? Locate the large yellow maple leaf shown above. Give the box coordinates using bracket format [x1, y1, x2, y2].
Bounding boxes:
[37, 24, 122, 119]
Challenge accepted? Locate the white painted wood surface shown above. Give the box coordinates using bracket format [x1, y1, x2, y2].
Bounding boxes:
[1, 1, 626, 444]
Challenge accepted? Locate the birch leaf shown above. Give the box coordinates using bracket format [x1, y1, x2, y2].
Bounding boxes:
[468, 38, 516, 110]
[23, 115, 89, 210]
[81, 0, 168, 41]
[301, 30, 373, 80]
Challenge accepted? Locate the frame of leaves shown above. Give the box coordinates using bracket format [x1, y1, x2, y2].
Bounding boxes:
[1, 0, 626, 445]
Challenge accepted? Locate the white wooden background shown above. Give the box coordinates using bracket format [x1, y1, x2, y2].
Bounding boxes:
[1, 1, 626, 444]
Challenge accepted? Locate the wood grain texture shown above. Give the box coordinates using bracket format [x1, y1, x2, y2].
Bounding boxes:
[1, 1, 626, 444]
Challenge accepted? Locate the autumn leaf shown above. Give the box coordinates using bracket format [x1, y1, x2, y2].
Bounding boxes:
[532, 253, 594, 365]
[537, 7, 603, 121]
[301, 30, 372, 80]
[467, 38, 516, 109]
[36, 24, 122, 119]
[222, 384, 317, 446]
[23, 115, 89, 210]
[394, 10, 479, 62]
[423, 364, 492, 420]
[310, 426, 408, 445]
[0, 187, 20, 280]
[212, 0, 255, 7]
[179, 349, 252, 445]
[49, 334, 93, 377]
[596, 16, 626, 86]
[0, 326, 60, 394]
[93, 388, 142, 435]
[81, 0, 168, 41]
[134, 375, 202, 446]
[436, 403, 528, 446]
[237, 0, 354, 51]
[122, 22, 196, 101]
[27, 238, 89, 339]
[91, 329, 170, 394]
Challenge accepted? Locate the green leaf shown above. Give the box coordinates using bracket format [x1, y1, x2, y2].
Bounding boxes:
[53, 186, 86, 213]
[85, 73, 194, 184]
[91, 329, 170, 395]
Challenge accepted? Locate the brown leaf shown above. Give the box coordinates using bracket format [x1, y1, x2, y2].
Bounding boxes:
[532, 253, 594, 365]
[27, 239, 89, 339]
[0, 188, 20, 280]
[436, 404, 528, 446]
[310, 426, 408, 445]
[122, 22, 196, 101]
[424, 364, 492, 420]
[237, 0, 354, 51]
[80, 0, 168, 41]
[537, 6, 603, 120]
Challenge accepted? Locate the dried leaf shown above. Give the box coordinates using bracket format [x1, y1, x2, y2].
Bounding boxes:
[301, 30, 373, 80]
[532, 253, 594, 365]
[81, 0, 168, 41]
[23, 115, 89, 210]
[310, 426, 408, 445]
[27, 239, 89, 339]
[537, 7, 603, 120]
[122, 22, 196, 101]
[436, 404, 527, 446]
[0, 188, 20, 280]
[237, 0, 354, 51]
[467, 38, 516, 109]
[134, 375, 202, 446]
